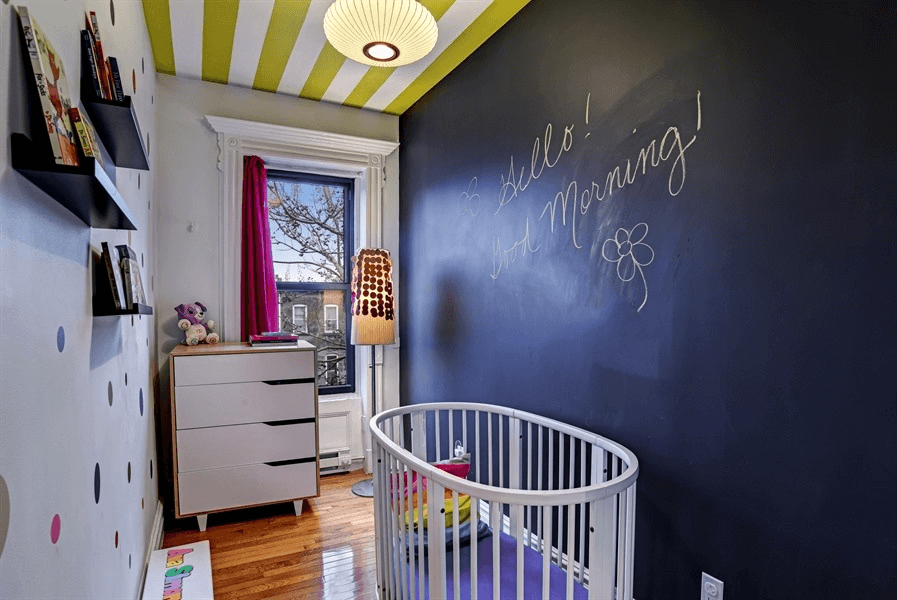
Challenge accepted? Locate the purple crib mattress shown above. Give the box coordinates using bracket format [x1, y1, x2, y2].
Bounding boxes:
[410, 528, 588, 600]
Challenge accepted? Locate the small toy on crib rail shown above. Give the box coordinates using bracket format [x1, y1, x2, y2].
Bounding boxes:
[175, 301, 220, 345]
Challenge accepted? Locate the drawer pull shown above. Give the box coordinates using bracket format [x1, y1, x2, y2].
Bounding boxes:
[265, 457, 316, 467]
[262, 418, 315, 427]
[262, 378, 315, 386]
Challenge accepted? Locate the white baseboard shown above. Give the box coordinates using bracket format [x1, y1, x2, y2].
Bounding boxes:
[139, 500, 165, 598]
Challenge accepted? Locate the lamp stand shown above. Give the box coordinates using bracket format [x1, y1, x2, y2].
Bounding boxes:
[351, 344, 377, 498]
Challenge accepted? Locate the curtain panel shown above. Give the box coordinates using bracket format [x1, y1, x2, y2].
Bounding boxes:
[240, 155, 278, 339]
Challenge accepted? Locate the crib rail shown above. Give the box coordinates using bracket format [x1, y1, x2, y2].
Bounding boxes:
[371, 402, 639, 600]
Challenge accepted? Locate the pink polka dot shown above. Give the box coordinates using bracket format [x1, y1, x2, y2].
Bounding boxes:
[50, 514, 61, 544]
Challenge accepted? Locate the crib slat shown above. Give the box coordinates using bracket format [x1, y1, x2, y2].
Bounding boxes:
[578, 439, 587, 582]
[435, 410, 441, 462]
[615, 486, 627, 600]
[593, 495, 615, 599]
[537, 424, 544, 555]
[491, 501, 501, 600]
[566, 502, 576, 599]
[499, 415, 505, 489]
[462, 410, 467, 456]
[428, 479, 447, 600]
[372, 443, 387, 599]
[471, 496, 479, 597]
[542, 501, 552, 600]
[452, 489, 461, 600]
[405, 466, 417, 600]
[515, 503, 524, 599]
[380, 446, 395, 600]
[488, 413, 494, 486]
[391, 454, 408, 600]
[586, 499, 598, 600]
[475, 411, 481, 483]
[567, 434, 574, 490]
[621, 481, 637, 600]
[417, 466, 426, 600]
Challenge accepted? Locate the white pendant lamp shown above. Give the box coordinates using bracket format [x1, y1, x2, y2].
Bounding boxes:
[324, 0, 438, 68]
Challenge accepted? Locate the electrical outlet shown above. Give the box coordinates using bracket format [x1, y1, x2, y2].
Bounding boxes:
[701, 572, 724, 600]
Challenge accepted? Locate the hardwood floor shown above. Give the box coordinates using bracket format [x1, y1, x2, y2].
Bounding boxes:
[162, 469, 378, 600]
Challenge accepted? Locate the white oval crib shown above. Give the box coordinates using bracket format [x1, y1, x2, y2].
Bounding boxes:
[371, 403, 639, 600]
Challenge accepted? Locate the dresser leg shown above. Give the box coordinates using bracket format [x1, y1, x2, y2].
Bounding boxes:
[196, 514, 208, 532]
[293, 499, 304, 516]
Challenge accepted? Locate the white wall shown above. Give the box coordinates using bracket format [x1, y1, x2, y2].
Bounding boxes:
[0, 0, 158, 597]
[153, 75, 400, 477]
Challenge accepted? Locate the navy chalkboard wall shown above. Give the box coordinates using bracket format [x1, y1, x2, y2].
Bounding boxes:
[398, 1, 895, 598]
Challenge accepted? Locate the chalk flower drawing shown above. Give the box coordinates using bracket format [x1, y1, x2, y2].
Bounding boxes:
[601, 222, 655, 312]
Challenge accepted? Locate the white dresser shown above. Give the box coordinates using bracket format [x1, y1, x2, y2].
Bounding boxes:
[169, 341, 319, 531]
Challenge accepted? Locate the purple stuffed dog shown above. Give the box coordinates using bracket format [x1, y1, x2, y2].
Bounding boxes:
[175, 302, 220, 345]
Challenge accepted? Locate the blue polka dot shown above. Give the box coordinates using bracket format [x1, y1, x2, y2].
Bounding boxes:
[56, 327, 64, 352]
[94, 463, 101, 504]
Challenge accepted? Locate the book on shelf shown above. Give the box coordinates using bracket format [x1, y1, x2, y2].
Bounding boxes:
[100, 242, 125, 310]
[68, 106, 107, 172]
[17, 7, 79, 166]
[69, 107, 95, 158]
[116, 245, 147, 310]
[108, 56, 124, 101]
[80, 29, 103, 99]
[86, 11, 113, 100]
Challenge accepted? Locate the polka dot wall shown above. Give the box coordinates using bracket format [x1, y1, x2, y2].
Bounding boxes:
[0, 0, 158, 596]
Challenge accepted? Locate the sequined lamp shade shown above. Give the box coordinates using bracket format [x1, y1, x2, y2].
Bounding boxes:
[351, 248, 395, 346]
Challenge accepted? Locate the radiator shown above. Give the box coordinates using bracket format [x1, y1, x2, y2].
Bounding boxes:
[319, 448, 352, 475]
[318, 407, 352, 475]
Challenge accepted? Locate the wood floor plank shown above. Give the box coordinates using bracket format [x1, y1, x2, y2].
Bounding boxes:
[162, 469, 379, 599]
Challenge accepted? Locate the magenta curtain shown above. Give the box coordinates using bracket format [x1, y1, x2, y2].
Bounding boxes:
[241, 155, 278, 340]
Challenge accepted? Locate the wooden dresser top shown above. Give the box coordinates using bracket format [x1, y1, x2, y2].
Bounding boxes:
[170, 341, 315, 357]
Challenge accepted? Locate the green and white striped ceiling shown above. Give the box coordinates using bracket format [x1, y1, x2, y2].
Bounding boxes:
[142, 0, 530, 115]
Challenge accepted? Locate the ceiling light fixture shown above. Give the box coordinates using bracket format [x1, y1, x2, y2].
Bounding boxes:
[324, 0, 438, 68]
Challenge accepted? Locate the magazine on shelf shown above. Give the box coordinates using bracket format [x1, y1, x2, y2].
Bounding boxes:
[100, 242, 125, 310]
[116, 245, 147, 309]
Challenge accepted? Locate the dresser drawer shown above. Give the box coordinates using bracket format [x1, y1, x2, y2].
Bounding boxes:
[173, 350, 314, 386]
[178, 461, 317, 516]
[177, 422, 317, 472]
[175, 381, 315, 429]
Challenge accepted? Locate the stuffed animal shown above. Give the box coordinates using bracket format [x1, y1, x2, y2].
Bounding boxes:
[175, 302, 220, 345]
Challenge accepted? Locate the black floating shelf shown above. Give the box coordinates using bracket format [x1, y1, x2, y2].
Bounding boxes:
[80, 92, 149, 170]
[94, 303, 153, 317]
[11, 133, 137, 230]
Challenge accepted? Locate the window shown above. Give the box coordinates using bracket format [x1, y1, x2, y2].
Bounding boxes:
[324, 304, 339, 333]
[267, 170, 354, 394]
[324, 353, 339, 386]
[292, 304, 308, 333]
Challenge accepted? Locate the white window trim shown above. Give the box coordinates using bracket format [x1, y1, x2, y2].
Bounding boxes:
[293, 304, 308, 333]
[323, 303, 339, 333]
[203, 115, 399, 473]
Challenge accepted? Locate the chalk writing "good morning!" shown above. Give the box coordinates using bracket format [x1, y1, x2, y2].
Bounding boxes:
[491, 90, 703, 282]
